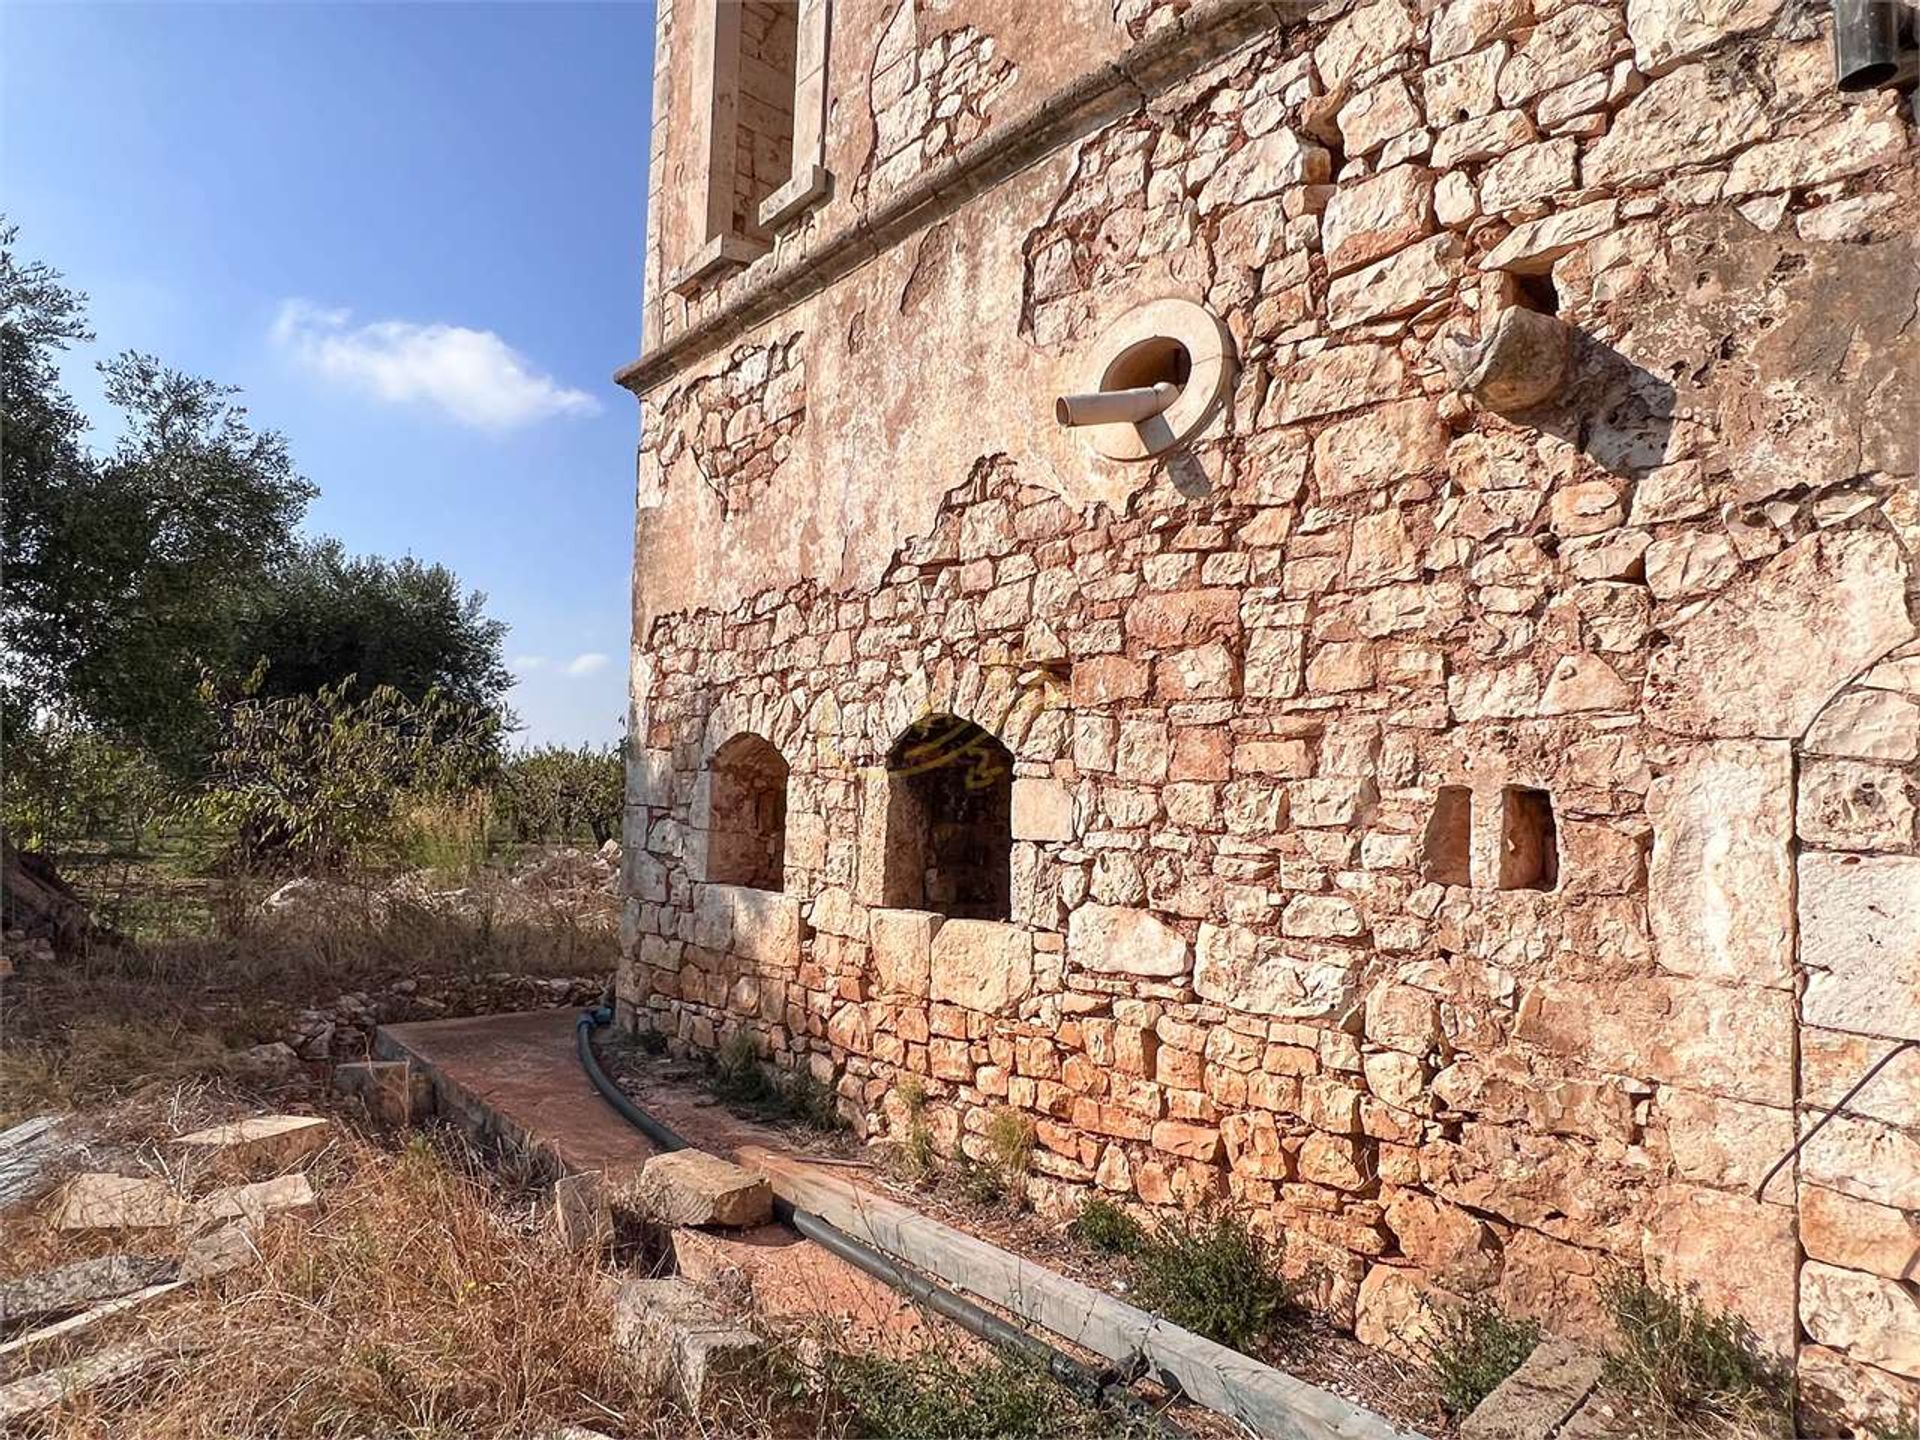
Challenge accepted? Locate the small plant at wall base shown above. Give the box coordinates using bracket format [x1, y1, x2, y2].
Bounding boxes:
[887, 1077, 937, 1187]
[1423, 1300, 1542, 1416]
[1601, 1272, 1793, 1433]
[1129, 1206, 1294, 1352]
[1069, 1196, 1144, 1256]
[704, 1031, 849, 1134]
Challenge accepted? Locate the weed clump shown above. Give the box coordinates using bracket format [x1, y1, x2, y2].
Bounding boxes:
[706, 1031, 849, 1134]
[1601, 1273, 1792, 1432]
[1069, 1196, 1145, 1255]
[887, 1077, 938, 1186]
[1424, 1301, 1542, 1415]
[828, 1346, 1141, 1439]
[1129, 1207, 1294, 1351]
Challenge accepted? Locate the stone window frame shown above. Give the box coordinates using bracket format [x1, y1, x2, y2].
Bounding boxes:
[876, 712, 1017, 922]
[1421, 780, 1561, 892]
[690, 729, 793, 893]
[672, 0, 833, 297]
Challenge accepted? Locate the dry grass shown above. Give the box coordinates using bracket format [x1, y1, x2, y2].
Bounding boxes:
[21, 1132, 675, 1439]
[2, 876, 616, 1124]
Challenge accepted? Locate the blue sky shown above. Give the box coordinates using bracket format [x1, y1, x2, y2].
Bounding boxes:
[2, 1, 655, 745]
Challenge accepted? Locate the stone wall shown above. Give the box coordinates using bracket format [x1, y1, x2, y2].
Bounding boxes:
[621, 0, 1919, 1430]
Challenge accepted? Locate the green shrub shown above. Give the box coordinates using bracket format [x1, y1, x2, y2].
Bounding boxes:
[705, 1033, 847, 1134]
[828, 1347, 1140, 1439]
[1424, 1301, 1542, 1415]
[1602, 1272, 1792, 1431]
[495, 743, 623, 847]
[1069, 1196, 1144, 1256]
[1131, 1207, 1293, 1351]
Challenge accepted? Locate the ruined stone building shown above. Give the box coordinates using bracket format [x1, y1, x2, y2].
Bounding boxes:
[615, 0, 1919, 1429]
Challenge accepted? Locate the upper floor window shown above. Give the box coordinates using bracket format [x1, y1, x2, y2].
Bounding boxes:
[674, 0, 832, 295]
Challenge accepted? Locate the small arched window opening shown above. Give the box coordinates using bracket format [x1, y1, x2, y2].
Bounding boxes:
[707, 733, 789, 892]
[884, 715, 1013, 921]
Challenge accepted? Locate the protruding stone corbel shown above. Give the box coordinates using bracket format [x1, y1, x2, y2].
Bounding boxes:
[1438, 305, 1571, 414]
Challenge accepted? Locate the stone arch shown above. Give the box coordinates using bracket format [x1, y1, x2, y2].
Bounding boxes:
[703, 732, 791, 892]
[881, 712, 1014, 920]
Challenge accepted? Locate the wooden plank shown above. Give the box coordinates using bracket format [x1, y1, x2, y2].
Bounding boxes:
[0, 1282, 187, 1367]
[740, 1144, 1425, 1440]
[0, 1255, 177, 1330]
[0, 1114, 77, 1214]
[0, 1341, 172, 1424]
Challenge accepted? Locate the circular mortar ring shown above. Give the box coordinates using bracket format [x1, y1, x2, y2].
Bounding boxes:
[1074, 297, 1235, 462]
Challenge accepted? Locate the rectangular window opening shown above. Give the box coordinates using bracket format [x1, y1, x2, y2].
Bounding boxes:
[1498, 786, 1558, 892]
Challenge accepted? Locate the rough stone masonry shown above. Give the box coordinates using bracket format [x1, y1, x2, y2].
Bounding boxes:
[616, 0, 1920, 1432]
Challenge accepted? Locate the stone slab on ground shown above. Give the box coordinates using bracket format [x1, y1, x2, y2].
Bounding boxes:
[632, 1150, 772, 1228]
[0, 1255, 177, 1330]
[551, 1171, 613, 1252]
[1461, 1338, 1605, 1440]
[180, 1219, 259, 1280]
[174, 1115, 329, 1175]
[193, 1172, 316, 1227]
[0, 1340, 174, 1425]
[48, 1173, 187, 1231]
[612, 1276, 766, 1408]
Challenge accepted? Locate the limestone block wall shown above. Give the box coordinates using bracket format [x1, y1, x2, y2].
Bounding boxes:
[621, 0, 1920, 1430]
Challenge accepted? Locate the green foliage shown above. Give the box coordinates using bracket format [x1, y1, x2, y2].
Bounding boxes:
[197, 671, 501, 874]
[828, 1347, 1142, 1440]
[496, 743, 624, 846]
[985, 1107, 1036, 1176]
[705, 1032, 848, 1134]
[236, 539, 510, 715]
[3, 223, 315, 774]
[1069, 1196, 1145, 1256]
[1130, 1207, 1294, 1351]
[1, 717, 177, 854]
[1601, 1273, 1792, 1431]
[1423, 1301, 1542, 1415]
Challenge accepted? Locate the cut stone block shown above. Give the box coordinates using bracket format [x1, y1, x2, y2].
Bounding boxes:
[1461, 1337, 1605, 1440]
[1067, 904, 1190, 978]
[194, 1172, 317, 1227]
[49, 1173, 187, 1231]
[612, 1276, 765, 1407]
[0, 1254, 176, 1329]
[175, 1115, 330, 1175]
[633, 1150, 772, 1228]
[180, 1220, 259, 1280]
[552, 1171, 613, 1252]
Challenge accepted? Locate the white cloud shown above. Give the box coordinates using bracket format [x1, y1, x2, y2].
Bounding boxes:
[271, 299, 599, 431]
[564, 652, 610, 678]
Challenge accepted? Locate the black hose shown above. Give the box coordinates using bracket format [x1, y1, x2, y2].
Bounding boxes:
[574, 1009, 1188, 1438]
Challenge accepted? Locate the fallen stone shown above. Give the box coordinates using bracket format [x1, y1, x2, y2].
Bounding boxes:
[0, 1254, 177, 1329]
[612, 1276, 765, 1408]
[180, 1219, 259, 1280]
[633, 1150, 772, 1228]
[49, 1173, 187, 1231]
[552, 1170, 613, 1252]
[193, 1172, 317, 1227]
[228, 1041, 302, 1080]
[1461, 1337, 1604, 1440]
[175, 1115, 330, 1176]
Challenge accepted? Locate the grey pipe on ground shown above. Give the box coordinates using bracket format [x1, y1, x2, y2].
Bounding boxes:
[573, 1010, 1190, 1438]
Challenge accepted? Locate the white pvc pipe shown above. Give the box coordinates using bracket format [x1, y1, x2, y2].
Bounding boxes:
[1055, 381, 1180, 428]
